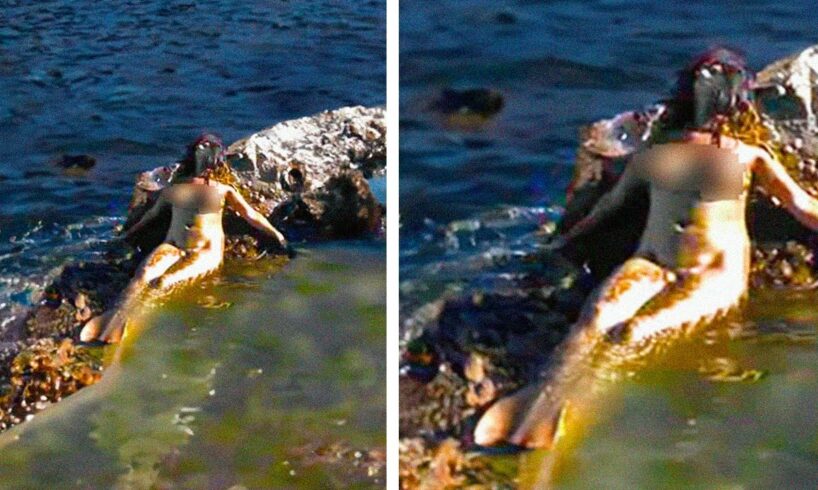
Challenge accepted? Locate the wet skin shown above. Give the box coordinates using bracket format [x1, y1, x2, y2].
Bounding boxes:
[475, 130, 818, 449]
[80, 178, 286, 344]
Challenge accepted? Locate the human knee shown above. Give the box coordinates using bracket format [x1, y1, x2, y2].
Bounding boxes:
[154, 266, 201, 289]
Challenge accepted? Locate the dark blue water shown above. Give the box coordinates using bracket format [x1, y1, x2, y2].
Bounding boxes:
[0, 0, 384, 322]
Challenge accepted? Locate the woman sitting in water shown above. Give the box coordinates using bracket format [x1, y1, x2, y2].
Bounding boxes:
[475, 48, 818, 448]
[80, 134, 288, 344]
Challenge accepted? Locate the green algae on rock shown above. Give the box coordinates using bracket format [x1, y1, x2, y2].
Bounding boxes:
[0, 338, 103, 430]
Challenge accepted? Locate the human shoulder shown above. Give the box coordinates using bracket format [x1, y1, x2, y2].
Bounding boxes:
[213, 181, 236, 195]
[731, 139, 772, 166]
[632, 142, 681, 166]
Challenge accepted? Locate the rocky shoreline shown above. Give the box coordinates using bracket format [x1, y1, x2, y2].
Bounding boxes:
[0, 106, 386, 433]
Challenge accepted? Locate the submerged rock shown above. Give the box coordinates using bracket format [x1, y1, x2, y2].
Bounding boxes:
[430, 88, 505, 130]
[55, 154, 97, 172]
[0, 338, 103, 430]
[430, 88, 505, 118]
[290, 441, 386, 486]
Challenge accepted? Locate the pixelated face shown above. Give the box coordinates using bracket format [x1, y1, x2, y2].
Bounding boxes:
[193, 136, 224, 175]
[693, 63, 748, 126]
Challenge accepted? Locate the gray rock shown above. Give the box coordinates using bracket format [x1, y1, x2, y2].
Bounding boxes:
[756, 45, 818, 126]
[126, 106, 386, 247]
[228, 106, 385, 199]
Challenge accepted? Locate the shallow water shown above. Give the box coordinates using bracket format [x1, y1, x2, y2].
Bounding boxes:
[512, 288, 818, 488]
[400, 0, 818, 486]
[0, 244, 384, 488]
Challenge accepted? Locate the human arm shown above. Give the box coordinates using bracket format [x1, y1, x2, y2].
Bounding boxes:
[124, 192, 169, 240]
[752, 149, 818, 231]
[224, 187, 288, 247]
[560, 153, 644, 244]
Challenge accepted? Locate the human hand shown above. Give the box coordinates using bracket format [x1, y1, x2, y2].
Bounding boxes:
[272, 231, 288, 249]
[268, 228, 294, 257]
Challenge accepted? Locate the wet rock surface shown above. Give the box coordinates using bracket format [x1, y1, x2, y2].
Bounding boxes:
[399, 46, 818, 486]
[0, 106, 386, 433]
[0, 338, 103, 431]
[399, 243, 583, 486]
[271, 170, 385, 240]
[399, 438, 515, 489]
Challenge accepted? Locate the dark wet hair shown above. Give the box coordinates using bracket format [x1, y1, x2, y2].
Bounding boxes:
[663, 46, 752, 129]
[175, 133, 225, 178]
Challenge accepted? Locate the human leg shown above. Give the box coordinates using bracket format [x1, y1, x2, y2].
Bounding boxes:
[623, 269, 745, 343]
[506, 267, 744, 448]
[81, 243, 182, 342]
[475, 257, 671, 447]
[574, 256, 673, 336]
[150, 247, 222, 290]
[96, 247, 222, 343]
